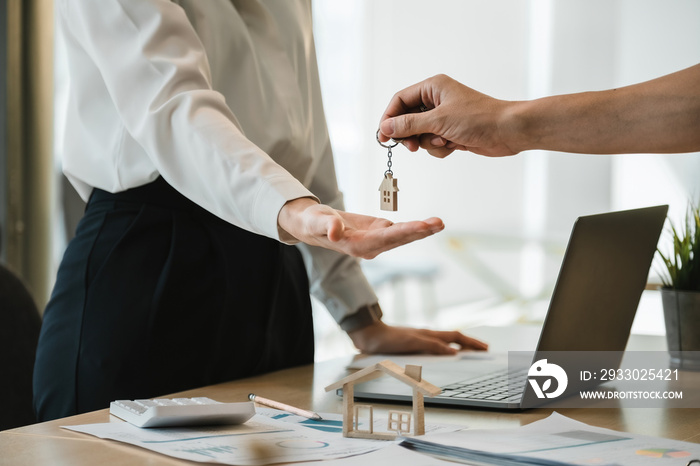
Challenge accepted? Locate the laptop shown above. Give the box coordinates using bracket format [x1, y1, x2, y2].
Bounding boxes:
[352, 205, 669, 409]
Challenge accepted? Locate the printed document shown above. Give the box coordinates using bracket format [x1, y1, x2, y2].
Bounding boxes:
[400, 412, 700, 465]
[64, 408, 462, 465]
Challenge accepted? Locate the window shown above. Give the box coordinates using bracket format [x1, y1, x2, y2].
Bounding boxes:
[312, 0, 700, 354]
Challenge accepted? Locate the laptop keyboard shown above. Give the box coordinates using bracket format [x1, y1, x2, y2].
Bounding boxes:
[437, 368, 528, 402]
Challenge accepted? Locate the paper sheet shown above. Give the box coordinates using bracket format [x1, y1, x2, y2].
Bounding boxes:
[401, 412, 700, 465]
[346, 352, 500, 370]
[63, 409, 463, 465]
[291, 444, 457, 465]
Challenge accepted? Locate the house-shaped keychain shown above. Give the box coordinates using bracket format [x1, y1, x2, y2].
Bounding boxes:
[379, 173, 399, 211]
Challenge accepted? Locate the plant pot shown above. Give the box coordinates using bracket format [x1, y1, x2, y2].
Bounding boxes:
[660, 288, 700, 370]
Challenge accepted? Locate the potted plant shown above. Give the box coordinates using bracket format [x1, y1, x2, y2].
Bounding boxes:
[657, 204, 700, 370]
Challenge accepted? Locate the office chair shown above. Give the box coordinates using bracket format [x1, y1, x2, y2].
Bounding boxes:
[0, 262, 41, 430]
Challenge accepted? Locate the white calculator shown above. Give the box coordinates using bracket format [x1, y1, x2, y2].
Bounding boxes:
[109, 397, 255, 428]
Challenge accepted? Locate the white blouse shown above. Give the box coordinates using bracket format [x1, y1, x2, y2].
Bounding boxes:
[56, 0, 379, 327]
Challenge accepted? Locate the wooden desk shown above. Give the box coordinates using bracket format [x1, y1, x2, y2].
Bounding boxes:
[3, 332, 700, 464]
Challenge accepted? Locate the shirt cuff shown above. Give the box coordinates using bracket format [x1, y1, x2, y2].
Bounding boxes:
[339, 302, 383, 332]
[252, 175, 318, 241]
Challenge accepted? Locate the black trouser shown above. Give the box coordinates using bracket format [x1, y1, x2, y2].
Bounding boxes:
[33, 177, 313, 421]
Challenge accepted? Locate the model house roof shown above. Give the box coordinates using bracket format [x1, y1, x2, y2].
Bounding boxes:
[378, 175, 399, 192]
[325, 360, 441, 396]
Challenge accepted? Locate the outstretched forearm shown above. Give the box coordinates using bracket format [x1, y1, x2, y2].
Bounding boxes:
[379, 64, 700, 157]
[511, 63, 700, 154]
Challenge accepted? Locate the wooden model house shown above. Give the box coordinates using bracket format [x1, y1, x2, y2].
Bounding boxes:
[324, 360, 441, 440]
[379, 173, 399, 211]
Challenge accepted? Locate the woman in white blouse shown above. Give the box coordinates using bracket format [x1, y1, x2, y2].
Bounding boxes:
[34, 0, 487, 421]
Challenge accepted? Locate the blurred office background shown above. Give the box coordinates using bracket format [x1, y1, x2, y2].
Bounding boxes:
[2, 0, 699, 362]
[310, 0, 700, 358]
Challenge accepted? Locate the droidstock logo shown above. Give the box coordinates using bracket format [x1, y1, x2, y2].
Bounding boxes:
[528, 359, 568, 399]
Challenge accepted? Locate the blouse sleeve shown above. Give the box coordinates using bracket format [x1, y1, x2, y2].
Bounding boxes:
[58, 0, 315, 239]
[294, 138, 381, 329]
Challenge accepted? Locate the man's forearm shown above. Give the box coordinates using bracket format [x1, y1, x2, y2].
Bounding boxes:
[511, 63, 700, 154]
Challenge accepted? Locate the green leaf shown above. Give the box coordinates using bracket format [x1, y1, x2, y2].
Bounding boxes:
[656, 202, 700, 291]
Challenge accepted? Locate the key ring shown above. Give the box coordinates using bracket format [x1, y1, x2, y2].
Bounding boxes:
[377, 129, 396, 176]
[376, 129, 400, 148]
[376, 129, 400, 211]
